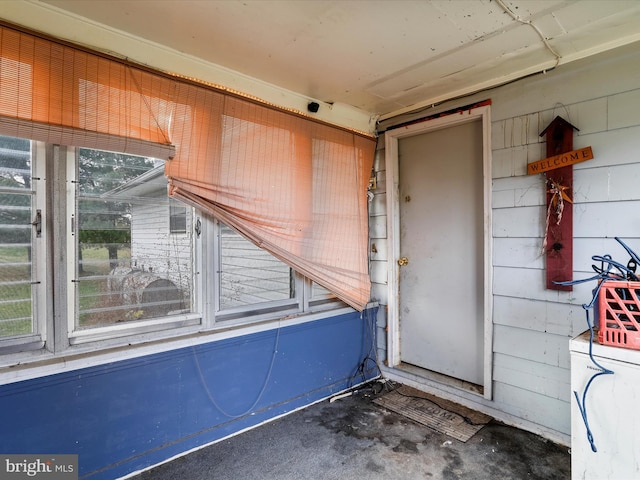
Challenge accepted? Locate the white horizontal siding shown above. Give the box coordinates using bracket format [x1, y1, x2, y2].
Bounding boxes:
[491, 382, 571, 435]
[493, 324, 570, 368]
[492, 174, 545, 209]
[609, 89, 640, 130]
[492, 205, 544, 238]
[373, 43, 640, 442]
[494, 265, 595, 304]
[370, 142, 389, 361]
[493, 296, 585, 338]
[131, 201, 192, 293]
[493, 352, 571, 402]
[574, 201, 640, 237]
[493, 237, 544, 269]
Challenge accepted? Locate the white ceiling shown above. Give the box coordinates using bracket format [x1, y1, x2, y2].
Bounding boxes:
[38, 0, 640, 120]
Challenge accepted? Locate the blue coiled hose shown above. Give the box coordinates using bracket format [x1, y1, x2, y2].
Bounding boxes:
[554, 237, 640, 452]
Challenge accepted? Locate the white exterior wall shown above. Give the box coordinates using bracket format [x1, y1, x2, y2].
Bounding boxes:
[131, 199, 193, 294]
[372, 42, 640, 444]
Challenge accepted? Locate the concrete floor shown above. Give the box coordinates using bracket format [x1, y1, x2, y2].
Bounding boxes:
[131, 382, 571, 480]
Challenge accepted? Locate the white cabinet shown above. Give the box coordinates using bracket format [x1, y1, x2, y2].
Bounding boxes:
[570, 331, 640, 479]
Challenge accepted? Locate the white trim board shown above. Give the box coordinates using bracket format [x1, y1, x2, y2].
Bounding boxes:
[383, 104, 494, 400]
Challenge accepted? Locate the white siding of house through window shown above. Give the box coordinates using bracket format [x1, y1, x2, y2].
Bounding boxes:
[130, 197, 193, 295]
[371, 42, 640, 445]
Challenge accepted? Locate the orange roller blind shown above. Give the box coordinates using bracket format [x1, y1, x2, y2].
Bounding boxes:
[0, 23, 376, 310]
[167, 96, 376, 309]
[0, 25, 175, 158]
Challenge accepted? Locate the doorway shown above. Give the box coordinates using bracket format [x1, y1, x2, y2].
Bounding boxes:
[384, 105, 493, 399]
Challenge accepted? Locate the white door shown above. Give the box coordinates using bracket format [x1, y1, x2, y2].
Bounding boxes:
[395, 117, 486, 386]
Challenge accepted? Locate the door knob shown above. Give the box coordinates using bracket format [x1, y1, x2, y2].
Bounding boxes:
[397, 257, 409, 266]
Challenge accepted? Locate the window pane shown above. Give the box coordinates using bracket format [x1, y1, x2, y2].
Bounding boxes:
[308, 281, 344, 310]
[311, 282, 334, 300]
[219, 224, 293, 309]
[76, 149, 193, 329]
[0, 135, 33, 338]
[169, 199, 187, 234]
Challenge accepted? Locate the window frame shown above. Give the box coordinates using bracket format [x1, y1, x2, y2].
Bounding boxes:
[211, 218, 303, 323]
[0, 138, 350, 364]
[304, 279, 343, 311]
[65, 146, 203, 346]
[0, 140, 47, 354]
[169, 199, 188, 235]
[209, 218, 345, 326]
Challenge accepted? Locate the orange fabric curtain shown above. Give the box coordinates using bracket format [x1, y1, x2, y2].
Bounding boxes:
[0, 25, 175, 159]
[0, 23, 376, 310]
[167, 95, 376, 309]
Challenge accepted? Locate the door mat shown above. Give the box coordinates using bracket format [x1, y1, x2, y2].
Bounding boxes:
[373, 386, 492, 442]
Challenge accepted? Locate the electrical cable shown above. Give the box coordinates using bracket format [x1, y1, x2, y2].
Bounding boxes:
[347, 306, 383, 389]
[377, 4, 562, 131]
[192, 325, 281, 419]
[615, 236, 640, 272]
[363, 306, 383, 377]
[556, 271, 613, 453]
[590, 255, 639, 281]
[332, 306, 383, 406]
[494, 0, 561, 68]
[551, 238, 640, 452]
[573, 305, 613, 453]
[362, 306, 382, 372]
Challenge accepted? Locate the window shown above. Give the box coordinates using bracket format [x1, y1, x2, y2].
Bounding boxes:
[73, 149, 196, 337]
[0, 136, 43, 350]
[169, 200, 187, 234]
[216, 223, 296, 319]
[0, 136, 201, 354]
[0, 22, 375, 318]
[0, 134, 346, 360]
[214, 221, 344, 322]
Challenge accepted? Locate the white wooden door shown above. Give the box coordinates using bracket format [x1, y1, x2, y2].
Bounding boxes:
[397, 119, 484, 385]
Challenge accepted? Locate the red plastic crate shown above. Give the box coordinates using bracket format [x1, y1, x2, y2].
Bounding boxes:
[597, 280, 640, 350]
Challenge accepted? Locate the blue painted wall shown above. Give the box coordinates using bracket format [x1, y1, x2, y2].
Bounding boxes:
[0, 309, 378, 479]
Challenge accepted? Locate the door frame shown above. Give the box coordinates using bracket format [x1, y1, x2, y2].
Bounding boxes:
[384, 104, 493, 400]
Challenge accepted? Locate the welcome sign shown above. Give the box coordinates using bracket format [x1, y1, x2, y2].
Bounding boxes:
[527, 146, 594, 175]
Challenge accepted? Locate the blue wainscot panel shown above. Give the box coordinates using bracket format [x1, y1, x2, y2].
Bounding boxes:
[0, 309, 377, 480]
